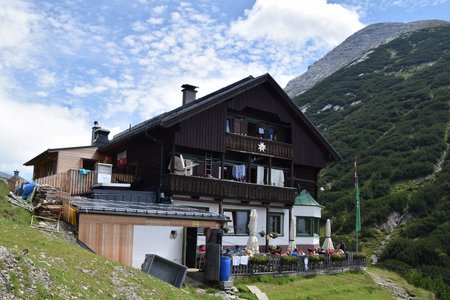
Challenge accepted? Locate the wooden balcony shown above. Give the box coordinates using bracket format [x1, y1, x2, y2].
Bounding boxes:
[29, 169, 134, 195]
[163, 174, 297, 204]
[225, 133, 293, 159]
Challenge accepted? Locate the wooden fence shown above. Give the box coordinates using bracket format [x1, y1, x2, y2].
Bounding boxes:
[16, 170, 134, 196]
[231, 253, 366, 276]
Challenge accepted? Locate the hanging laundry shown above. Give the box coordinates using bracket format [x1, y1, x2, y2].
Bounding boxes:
[271, 169, 285, 187]
[232, 164, 246, 181]
[240, 256, 249, 265]
[256, 166, 265, 185]
[268, 128, 274, 140]
[232, 256, 241, 266]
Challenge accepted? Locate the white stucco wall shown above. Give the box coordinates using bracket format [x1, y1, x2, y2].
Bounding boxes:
[292, 205, 322, 218]
[171, 199, 322, 250]
[132, 225, 184, 268]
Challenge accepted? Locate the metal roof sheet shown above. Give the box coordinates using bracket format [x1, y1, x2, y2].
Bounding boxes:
[293, 189, 324, 208]
[70, 196, 229, 221]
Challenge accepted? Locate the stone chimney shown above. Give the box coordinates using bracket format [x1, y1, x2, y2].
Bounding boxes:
[181, 84, 198, 106]
[91, 121, 101, 145]
[91, 121, 110, 147]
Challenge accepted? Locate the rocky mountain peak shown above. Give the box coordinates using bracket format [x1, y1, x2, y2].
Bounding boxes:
[284, 20, 449, 98]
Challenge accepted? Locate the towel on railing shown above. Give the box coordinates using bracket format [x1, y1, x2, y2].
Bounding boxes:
[271, 169, 284, 187]
[240, 256, 249, 265]
[256, 166, 265, 185]
[232, 256, 241, 266]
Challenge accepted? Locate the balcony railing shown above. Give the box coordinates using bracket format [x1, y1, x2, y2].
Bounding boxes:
[225, 133, 293, 159]
[163, 174, 297, 204]
[30, 169, 134, 195]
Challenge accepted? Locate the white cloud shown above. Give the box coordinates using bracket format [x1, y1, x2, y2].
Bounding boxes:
[152, 5, 167, 14]
[68, 77, 119, 96]
[0, 0, 42, 68]
[0, 0, 368, 179]
[37, 69, 57, 87]
[229, 0, 363, 47]
[0, 76, 92, 180]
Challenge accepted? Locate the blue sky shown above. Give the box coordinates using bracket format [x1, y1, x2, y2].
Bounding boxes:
[0, 0, 449, 180]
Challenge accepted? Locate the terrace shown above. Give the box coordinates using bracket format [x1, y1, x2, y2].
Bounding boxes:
[231, 252, 366, 276]
[23, 169, 134, 195]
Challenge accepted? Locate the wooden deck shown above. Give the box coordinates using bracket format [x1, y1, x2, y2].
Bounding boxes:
[31, 169, 134, 195]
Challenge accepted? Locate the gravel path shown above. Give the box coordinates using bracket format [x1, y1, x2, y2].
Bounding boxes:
[367, 270, 416, 300]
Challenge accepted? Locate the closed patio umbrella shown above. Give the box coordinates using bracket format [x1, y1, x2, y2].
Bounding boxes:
[322, 219, 334, 250]
[289, 216, 296, 250]
[246, 209, 259, 253]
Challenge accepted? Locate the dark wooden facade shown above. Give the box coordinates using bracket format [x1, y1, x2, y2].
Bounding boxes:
[102, 74, 340, 205]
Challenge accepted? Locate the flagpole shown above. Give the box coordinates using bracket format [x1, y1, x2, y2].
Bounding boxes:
[354, 156, 361, 253]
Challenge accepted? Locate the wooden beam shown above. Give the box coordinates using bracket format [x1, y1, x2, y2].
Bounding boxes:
[221, 152, 225, 179]
[265, 203, 270, 253]
[78, 213, 222, 228]
[170, 143, 175, 173]
[247, 154, 251, 183]
[290, 160, 294, 187]
[268, 157, 272, 185]
[217, 198, 223, 215]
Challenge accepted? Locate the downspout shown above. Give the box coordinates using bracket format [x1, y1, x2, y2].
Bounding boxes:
[145, 129, 164, 202]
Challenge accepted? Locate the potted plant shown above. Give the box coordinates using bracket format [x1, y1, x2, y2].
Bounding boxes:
[354, 252, 366, 266]
[258, 230, 265, 238]
[268, 245, 276, 253]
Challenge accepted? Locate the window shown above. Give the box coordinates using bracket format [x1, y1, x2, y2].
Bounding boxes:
[224, 210, 250, 235]
[269, 213, 284, 236]
[296, 217, 320, 237]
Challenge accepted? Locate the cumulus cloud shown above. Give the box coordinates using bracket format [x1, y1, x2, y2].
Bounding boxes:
[0, 76, 92, 180]
[68, 77, 119, 96]
[0, 0, 42, 68]
[229, 0, 363, 47]
[0, 0, 368, 178]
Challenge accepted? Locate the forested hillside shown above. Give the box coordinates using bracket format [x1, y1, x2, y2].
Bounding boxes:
[293, 25, 450, 298]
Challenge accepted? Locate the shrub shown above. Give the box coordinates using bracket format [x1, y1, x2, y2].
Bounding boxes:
[280, 256, 297, 264]
[250, 256, 269, 265]
[331, 254, 346, 261]
[308, 255, 325, 262]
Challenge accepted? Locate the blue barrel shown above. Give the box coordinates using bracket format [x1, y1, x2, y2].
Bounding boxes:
[219, 256, 231, 281]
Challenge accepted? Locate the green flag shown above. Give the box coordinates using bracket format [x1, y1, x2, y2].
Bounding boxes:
[355, 160, 361, 233]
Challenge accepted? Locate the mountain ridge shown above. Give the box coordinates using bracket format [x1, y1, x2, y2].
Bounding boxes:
[284, 20, 450, 98]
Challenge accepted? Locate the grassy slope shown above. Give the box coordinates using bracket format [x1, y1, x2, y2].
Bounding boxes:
[0, 181, 218, 300]
[0, 183, 434, 299]
[235, 269, 433, 300]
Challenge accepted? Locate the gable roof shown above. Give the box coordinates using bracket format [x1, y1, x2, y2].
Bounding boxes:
[105, 73, 341, 161]
[294, 189, 324, 208]
[24, 146, 97, 166]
